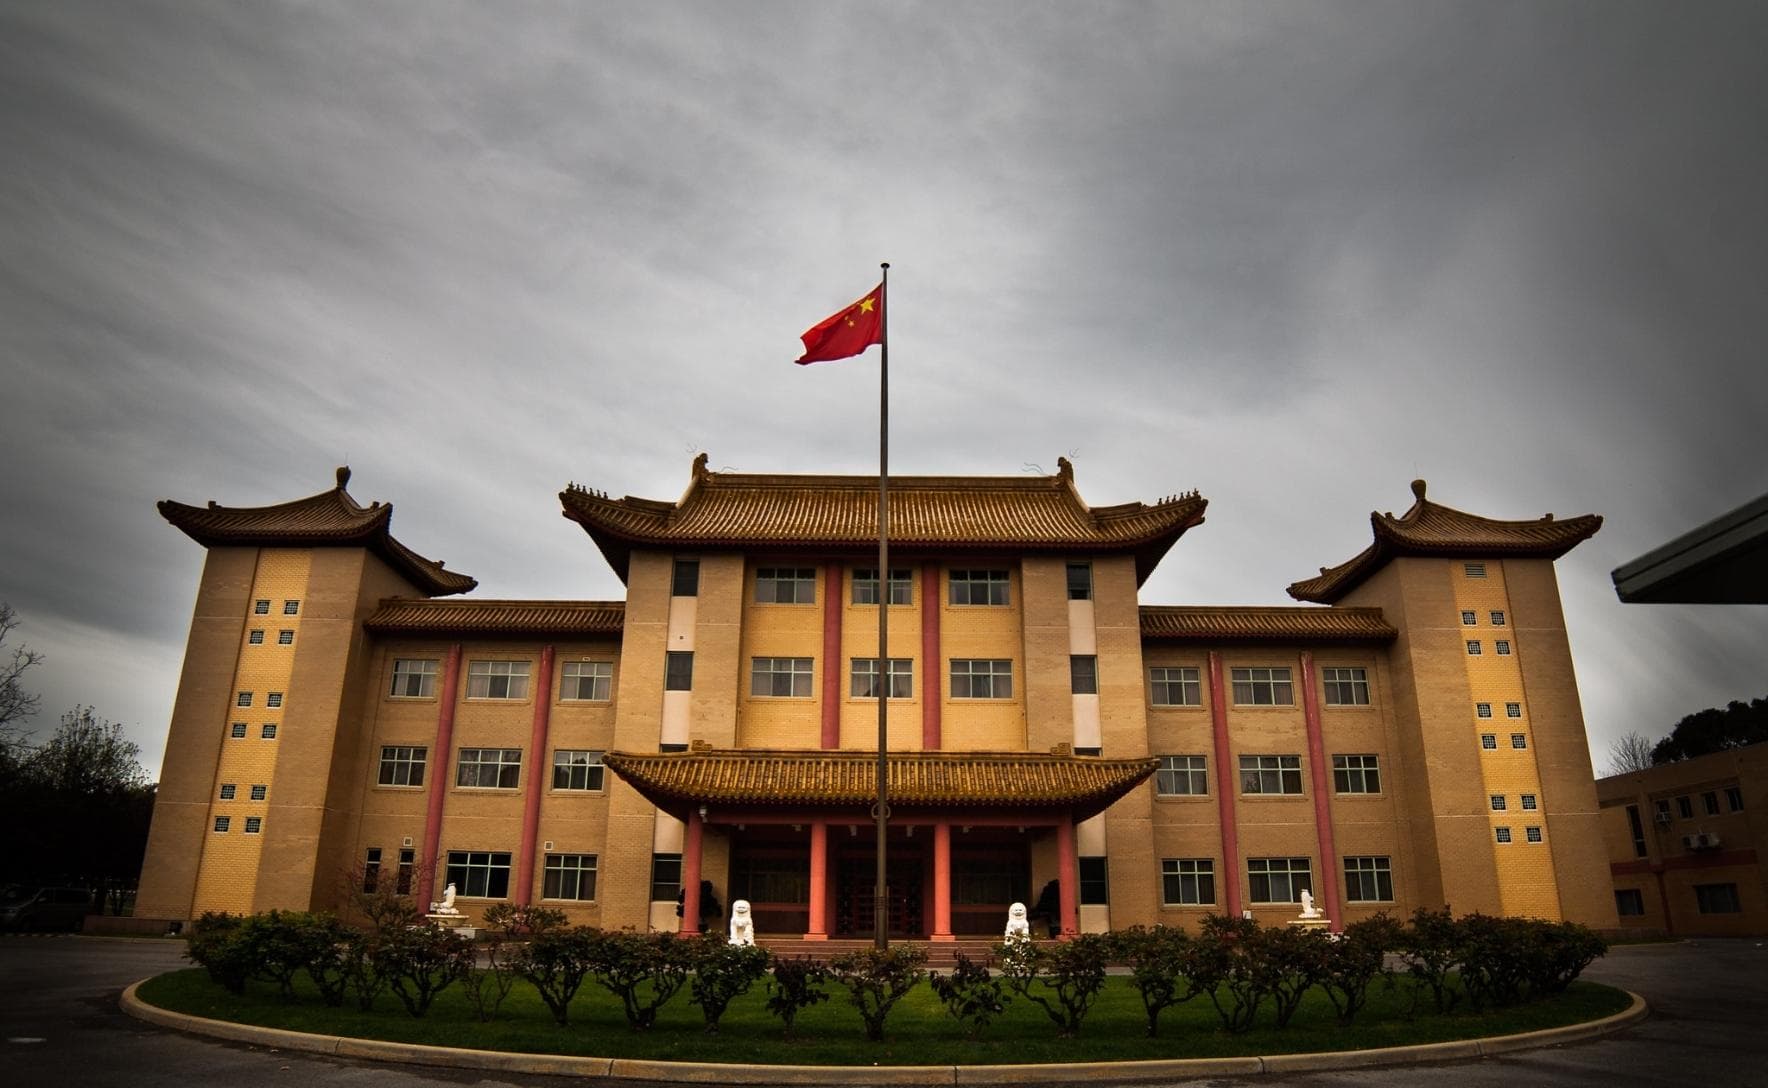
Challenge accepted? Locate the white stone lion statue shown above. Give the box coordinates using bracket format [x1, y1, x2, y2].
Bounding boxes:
[1004, 901, 1031, 942]
[429, 883, 461, 916]
[729, 899, 755, 946]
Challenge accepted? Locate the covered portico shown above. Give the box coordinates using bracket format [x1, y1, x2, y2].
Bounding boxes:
[604, 744, 1157, 941]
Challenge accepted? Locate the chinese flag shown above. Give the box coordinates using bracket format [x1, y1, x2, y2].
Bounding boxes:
[795, 284, 883, 364]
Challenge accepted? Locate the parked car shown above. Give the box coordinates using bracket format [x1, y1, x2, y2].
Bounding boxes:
[0, 885, 94, 931]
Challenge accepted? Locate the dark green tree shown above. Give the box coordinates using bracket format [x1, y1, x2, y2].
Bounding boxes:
[1651, 697, 1768, 764]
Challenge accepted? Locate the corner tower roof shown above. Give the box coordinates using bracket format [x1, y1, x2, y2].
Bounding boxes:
[158, 467, 477, 597]
[560, 454, 1207, 585]
[1286, 479, 1601, 604]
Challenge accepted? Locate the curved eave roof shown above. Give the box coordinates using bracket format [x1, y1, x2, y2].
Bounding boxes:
[561, 454, 1206, 585]
[1287, 480, 1601, 604]
[364, 599, 623, 638]
[1141, 605, 1396, 642]
[158, 468, 476, 596]
[603, 747, 1159, 823]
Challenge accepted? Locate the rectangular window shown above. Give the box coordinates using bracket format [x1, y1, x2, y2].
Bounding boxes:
[650, 853, 683, 901]
[1149, 666, 1201, 707]
[1727, 786, 1744, 812]
[672, 558, 700, 597]
[456, 748, 522, 789]
[1460, 610, 1477, 626]
[253, 599, 270, 615]
[1240, 755, 1304, 795]
[244, 816, 262, 834]
[260, 724, 277, 739]
[1247, 857, 1312, 904]
[951, 659, 1013, 699]
[230, 722, 247, 738]
[659, 742, 688, 753]
[1066, 563, 1093, 601]
[248, 630, 265, 645]
[1231, 666, 1293, 706]
[390, 659, 438, 698]
[1160, 858, 1215, 906]
[277, 629, 294, 645]
[1490, 794, 1507, 811]
[363, 847, 382, 893]
[1073, 746, 1102, 756]
[755, 567, 816, 604]
[1480, 733, 1497, 749]
[852, 568, 913, 605]
[1490, 610, 1506, 626]
[1615, 889, 1646, 917]
[377, 746, 427, 787]
[1703, 791, 1721, 816]
[665, 651, 694, 691]
[1521, 793, 1538, 811]
[1677, 795, 1694, 819]
[559, 660, 613, 701]
[1321, 667, 1369, 706]
[1476, 702, 1493, 718]
[1332, 754, 1381, 794]
[249, 784, 266, 801]
[1511, 733, 1527, 749]
[1465, 562, 1486, 578]
[219, 783, 236, 800]
[1506, 702, 1522, 718]
[1155, 755, 1208, 796]
[1495, 827, 1513, 843]
[1657, 798, 1673, 821]
[266, 692, 283, 708]
[1695, 883, 1742, 914]
[397, 848, 414, 894]
[948, 569, 1010, 606]
[213, 816, 230, 832]
[237, 691, 253, 707]
[445, 850, 512, 898]
[751, 656, 814, 698]
[282, 600, 300, 615]
[1078, 857, 1109, 905]
[1342, 856, 1393, 902]
[1495, 640, 1512, 655]
[1525, 826, 1543, 843]
[1070, 655, 1099, 695]
[466, 660, 531, 700]
[850, 658, 912, 699]
[551, 750, 605, 791]
[1625, 804, 1647, 858]
[1467, 641, 1482, 656]
[543, 853, 599, 901]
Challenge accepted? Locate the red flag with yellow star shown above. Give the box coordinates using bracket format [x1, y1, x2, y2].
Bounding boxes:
[795, 283, 884, 364]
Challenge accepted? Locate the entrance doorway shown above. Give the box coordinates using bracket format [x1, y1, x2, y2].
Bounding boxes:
[835, 850, 924, 937]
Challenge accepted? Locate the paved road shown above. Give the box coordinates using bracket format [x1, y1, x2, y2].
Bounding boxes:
[1, 935, 1763, 1087]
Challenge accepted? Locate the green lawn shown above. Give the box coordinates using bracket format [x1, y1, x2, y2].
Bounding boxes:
[135, 968, 1632, 1066]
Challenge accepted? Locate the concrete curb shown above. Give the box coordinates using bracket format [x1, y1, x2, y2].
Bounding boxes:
[120, 981, 1649, 1086]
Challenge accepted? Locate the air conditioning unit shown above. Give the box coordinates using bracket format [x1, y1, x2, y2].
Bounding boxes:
[1682, 832, 1721, 851]
[1654, 811, 1674, 825]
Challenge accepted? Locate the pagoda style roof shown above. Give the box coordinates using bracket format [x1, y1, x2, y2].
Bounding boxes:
[603, 743, 1159, 823]
[364, 599, 623, 638]
[561, 454, 1206, 585]
[1286, 480, 1601, 604]
[1141, 605, 1396, 642]
[158, 467, 476, 597]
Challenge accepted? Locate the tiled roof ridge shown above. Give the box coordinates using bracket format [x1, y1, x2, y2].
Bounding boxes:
[365, 597, 623, 635]
[1140, 604, 1396, 641]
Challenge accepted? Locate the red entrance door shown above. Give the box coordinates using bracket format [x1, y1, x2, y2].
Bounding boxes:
[834, 853, 924, 937]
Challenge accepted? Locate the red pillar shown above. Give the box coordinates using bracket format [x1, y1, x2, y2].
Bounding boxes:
[806, 821, 830, 940]
[421, 645, 462, 899]
[680, 808, 704, 935]
[931, 821, 954, 941]
[1208, 652, 1243, 917]
[515, 645, 556, 906]
[921, 563, 941, 749]
[1056, 815, 1079, 939]
[822, 562, 843, 748]
[1299, 652, 1343, 931]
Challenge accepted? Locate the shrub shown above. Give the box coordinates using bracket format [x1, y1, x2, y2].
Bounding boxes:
[513, 925, 598, 1027]
[186, 912, 250, 995]
[588, 930, 694, 1031]
[378, 923, 475, 1018]
[1108, 925, 1196, 1038]
[1527, 920, 1606, 996]
[340, 928, 393, 1012]
[828, 946, 928, 1042]
[292, 913, 353, 1007]
[1317, 913, 1401, 1024]
[1398, 907, 1463, 1014]
[1458, 913, 1532, 1010]
[1188, 915, 1277, 1033]
[996, 933, 1111, 1038]
[927, 952, 1011, 1038]
[687, 936, 771, 1034]
[460, 904, 546, 1023]
[764, 956, 831, 1038]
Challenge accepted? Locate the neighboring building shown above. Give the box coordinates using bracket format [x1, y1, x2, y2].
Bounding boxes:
[135, 459, 1618, 936]
[1597, 744, 1766, 936]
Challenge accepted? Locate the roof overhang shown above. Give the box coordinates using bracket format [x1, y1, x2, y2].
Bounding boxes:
[1612, 491, 1768, 604]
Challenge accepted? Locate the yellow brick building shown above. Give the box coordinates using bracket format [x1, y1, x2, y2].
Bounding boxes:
[136, 459, 1618, 936]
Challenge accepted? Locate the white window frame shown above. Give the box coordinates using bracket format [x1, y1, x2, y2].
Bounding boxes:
[244, 816, 262, 834]
[1480, 733, 1498, 749]
[850, 658, 912, 699]
[283, 600, 300, 615]
[1149, 666, 1201, 707]
[445, 850, 513, 898]
[1240, 754, 1303, 795]
[249, 784, 266, 801]
[467, 660, 531, 700]
[948, 569, 1010, 606]
[852, 568, 913, 606]
[219, 783, 236, 800]
[1332, 754, 1381, 794]
[1342, 856, 1393, 902]
[1321, 666, 1369, 706]
[390, 659, 438, 699]
[543, 853, 599, 901]
[1155, 755, 1208, 796]
[377, 745, 427, 787]
[560, 660, 613, 702]
[1495, 640, 1512, 656]
[751, 656, 814, 698]
[1160, 858, 1215, 906]
[950, 658, 1013, 699]
[1070, 655, 1099, 695]
[456, 747, 522, 789]
[1525, 826, 1543, 843]
[1495, 827, 1513, 843]
[248, 630, 265, 645]
[260, 724, 277, 739]
[551, 749, 606, 791]
[755, 567, 816, 604]
[1247, 856, 1312, 904]
[1231, 666, 1293, 706]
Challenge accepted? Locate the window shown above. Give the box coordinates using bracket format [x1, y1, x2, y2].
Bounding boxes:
[237, 691, 253, 707]
[1155, 755, 1208, 796]
[1466, 641, 1482, 656]
[390, 659, 438, 698]
[1694, 883, 1742, 914]
[1727, 786, 1745, 812]
[1460, 611, 1477, 626]
[560, 660, 613, 702]
[266, 692, 283, 708]
[1676, 795, 1694, 819]
[1066, 563, 1093, 601]
[951, 659, 1013, 699]
[852, 568, 912, 605]
[1247, 857, 1312, 904]
[219, 784, 236, 800]
[1332, 754, 1380, 794]
[1070, 655, 1098, 695]
[755, 567, 816, 604]
[1615, 889, 1646, 917]
[248, 630, 265, 645]
[948, 569, 1009, 606]
[1490, 794, 1507, 811]
[1521, 793, 1538, 811]
[1702, 791, 1721, 816]
[850, 658, 912, 699]
[672, 558, 700, 597]
[230, 722, 247, 739]
[1149, 666, 1201, 707]
[544, 853, 598, 900]
[1321, 667, 1369, 706]
[244, 816, 262, 834]
[1495, 640, 1512, 656]
[1078, 857, 1109, 905]
[363, 848, 382, 893]
[1231, 666, 1293, 706]
[445, 850, 512, 898]
[1510, 733, 1528, 749]
[1525, 826, 1543, 843]
[1342, 856, 1393, 902]
[1480, 733, 1497, 749]
[397, 848, 414, 894]
[277, 629, 294, 646]
[1161, 858, 1215, 906]
[665, 651, 694, 691]
[260, 724, 278, 739]
[456, 748, 522, 789]
[1625, 805, 1647, 858]
[1476, 702, 1493, 718]
[1506, 702, 1522, 718]
[1464, 562, 1486, 578]
[249, 784, 266, 801]
[1073, 746, 1102, 756]
[213, 816, 230, 832]
[1240, 755, 1303, 795]
[552, 750, 605, 791]
[1495, 827, 1513, 844]
[283, 600, 300, 615]
[1657, 798, 1673, 821]
[467, 660, 530, 700]
[751, 657, 814, 697]
[254, 599, 271, 615]
[659, 742, 688, 753]
[1490, 610, 1506, 626]
[377, 746, 427, 787]
[650, 853, 683, 901]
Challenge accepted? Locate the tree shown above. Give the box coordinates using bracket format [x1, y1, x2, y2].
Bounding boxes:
[0, 601, 43, 755]
[1604, 730, 1658, 776]
[27, 706, 150, 794]
[1650, 697, 1768, 764]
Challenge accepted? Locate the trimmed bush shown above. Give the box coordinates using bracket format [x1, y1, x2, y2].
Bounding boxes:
[828, 945, 927, 1042]
[764, 955, 831, 1038]
[997, 932, 1111, 1038]
[687, 936, 771, 1034]
[1317, 913, 1400, 1025]
[589, 930, 694, 1031]
[928, 952, 1011, 1038]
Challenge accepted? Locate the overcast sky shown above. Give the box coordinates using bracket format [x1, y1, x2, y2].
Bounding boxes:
[3, 1, 1765, 779]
